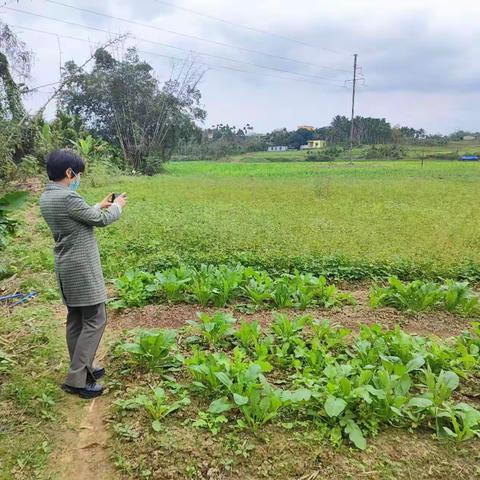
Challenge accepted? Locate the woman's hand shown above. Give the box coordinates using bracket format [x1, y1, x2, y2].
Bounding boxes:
[114, 193, 127, 208]
[99, 194, 113, 209]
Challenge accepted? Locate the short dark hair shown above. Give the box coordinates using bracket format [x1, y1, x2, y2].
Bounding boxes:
[46, 149, 85, 181]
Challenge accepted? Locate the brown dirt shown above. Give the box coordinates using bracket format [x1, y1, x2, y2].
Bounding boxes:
[11, 176, 44, 194]
[47, 396, 118, 480]
[108, 287, 474, 338]
[110, 413, 480, 480]
[46, 324, 119, 480]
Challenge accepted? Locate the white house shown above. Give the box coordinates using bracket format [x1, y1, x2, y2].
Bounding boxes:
[300, 140, 326, 150]
[268, 146, 288, 152]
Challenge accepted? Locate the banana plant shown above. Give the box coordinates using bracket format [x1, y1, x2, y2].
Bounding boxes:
[70, 135, 94, 157]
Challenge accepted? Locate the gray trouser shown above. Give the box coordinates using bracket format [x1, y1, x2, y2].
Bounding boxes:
[65, 303, 106, 388]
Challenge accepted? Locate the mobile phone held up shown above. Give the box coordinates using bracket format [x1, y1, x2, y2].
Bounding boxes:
[109, 193, 126, 202]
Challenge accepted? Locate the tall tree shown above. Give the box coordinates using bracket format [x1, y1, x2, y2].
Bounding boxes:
[0, 21, 31, 121]
[59, 47, 205, 172]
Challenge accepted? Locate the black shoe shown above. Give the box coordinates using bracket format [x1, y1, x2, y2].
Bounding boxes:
[91, 367, 105, 380]
[61, 382, 104, 399]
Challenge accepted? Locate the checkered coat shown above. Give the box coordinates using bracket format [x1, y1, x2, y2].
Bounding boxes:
[39, 183, 122, 307]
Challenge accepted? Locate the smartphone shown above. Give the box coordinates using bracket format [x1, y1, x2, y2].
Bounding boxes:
[110, 193, 125, 202]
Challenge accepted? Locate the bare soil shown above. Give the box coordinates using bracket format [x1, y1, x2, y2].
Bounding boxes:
[46, 326, 119, 480]
[48, 396, 118, 480]
[108, 287, 474, 338]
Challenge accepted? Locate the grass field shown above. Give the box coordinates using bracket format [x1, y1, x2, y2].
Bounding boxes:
[67, 159, 480, 282]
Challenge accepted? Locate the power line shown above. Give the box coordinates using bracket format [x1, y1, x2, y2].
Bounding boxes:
[42, 0, 350, 74]
[151, 0, 342, 54]
[3, 7, 346, 85]
[10, 23, 348, 90]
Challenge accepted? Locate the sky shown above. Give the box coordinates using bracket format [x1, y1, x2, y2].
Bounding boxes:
[2, 0, 480, 134]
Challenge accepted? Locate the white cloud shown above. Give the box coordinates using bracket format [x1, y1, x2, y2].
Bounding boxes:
[3, 0, 480, 132]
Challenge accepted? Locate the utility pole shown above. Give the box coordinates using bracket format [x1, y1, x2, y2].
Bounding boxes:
[349, 53, 358, 164]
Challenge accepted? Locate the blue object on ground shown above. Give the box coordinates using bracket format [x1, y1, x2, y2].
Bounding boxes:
[0, 291, 37, 306]
[0, 293, 23, 301]
[460, 155, 479, 161]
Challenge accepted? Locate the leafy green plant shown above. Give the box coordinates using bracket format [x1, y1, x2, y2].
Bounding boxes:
[112, 270, 156, 308]
[210, 264, 245, 307]
[118, 329, 180, 371]
[314, 275, 354, 308]
[155, 266, 192, 302]
[190, 264, 216, 306]
[187, 312, 236, 346]
[436, 403, 480, 441]
[113, 264, 357, 312]
[271, 277, 295, 308]
[370, 277, 480, 315]
[208, 363, 285, 433]
[370, 277, 445, 312]
[191, 411, 228, 435]
[185, 348, 230, 392]
[271, 313, 306, 344]
[111, 307, 480, 451]
[235, 319, 262, 351]
[241, 270, 273, 307]
[442, 280, 479, 316]
[0, 191, 29, 248]
[133, 387, 190, 431]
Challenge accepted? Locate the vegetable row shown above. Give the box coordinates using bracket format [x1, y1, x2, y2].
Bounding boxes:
[112, 264, 480, 315]
[113, 312, 480, 449]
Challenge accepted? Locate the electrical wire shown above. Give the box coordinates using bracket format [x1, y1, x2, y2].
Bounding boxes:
[43, 0, 350, 73]
[151, 0, 342, 53]
[10, 23, 349, 90]
[3, 7, 347, 84]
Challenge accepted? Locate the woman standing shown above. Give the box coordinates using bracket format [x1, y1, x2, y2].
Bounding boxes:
[40, 149, 126, 399]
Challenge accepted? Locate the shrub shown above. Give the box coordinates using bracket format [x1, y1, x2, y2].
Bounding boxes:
[363, 144, 406, 159]
[305, 147, 343, 162]
[0, 191, 29, 248]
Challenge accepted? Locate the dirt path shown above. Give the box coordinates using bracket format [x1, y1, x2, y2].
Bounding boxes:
[48, 396, 118, 480]
[46, 330, 119, 480]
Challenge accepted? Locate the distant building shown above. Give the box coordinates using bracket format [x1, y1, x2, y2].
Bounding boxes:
[268, 146, 288, 152]
[462, 135, 477, 141]
[308, 140, 326, 149]
[300, 140, 326, 150]
[297, 125, 315, 131]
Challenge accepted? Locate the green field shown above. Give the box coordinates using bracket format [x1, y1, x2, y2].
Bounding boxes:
[3, 158, 480, 480]
[65, 159, 480, 281]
